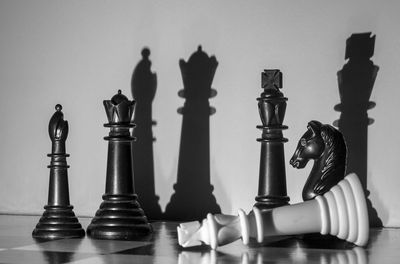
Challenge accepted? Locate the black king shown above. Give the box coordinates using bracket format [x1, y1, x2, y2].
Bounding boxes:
[87, 90, 152, 240]
[254, 70, 290, 210]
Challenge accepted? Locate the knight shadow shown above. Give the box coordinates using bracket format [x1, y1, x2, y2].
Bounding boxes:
[164, 46, 221, 221]
[334, 32, 382, 227]
[131, 48, 163, 220]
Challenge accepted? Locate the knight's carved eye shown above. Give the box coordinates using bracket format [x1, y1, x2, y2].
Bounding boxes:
[300, 138, 307, 146]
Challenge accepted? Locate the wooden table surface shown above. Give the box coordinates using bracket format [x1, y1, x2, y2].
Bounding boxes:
[0, 214, 398, 263]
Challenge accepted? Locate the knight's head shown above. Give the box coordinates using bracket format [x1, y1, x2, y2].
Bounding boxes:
[290, 121, 325, 168]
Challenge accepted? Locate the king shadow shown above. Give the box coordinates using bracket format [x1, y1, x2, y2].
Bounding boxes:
[334, 32, 382, 227]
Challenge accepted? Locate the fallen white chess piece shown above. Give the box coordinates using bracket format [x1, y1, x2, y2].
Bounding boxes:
[177, 173, 369, 249]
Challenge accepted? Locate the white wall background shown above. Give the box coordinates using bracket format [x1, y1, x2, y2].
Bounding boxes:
[0, 0, 399, 226]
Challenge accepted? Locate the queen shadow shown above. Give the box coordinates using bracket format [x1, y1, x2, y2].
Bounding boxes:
[164, 46, 221, 221]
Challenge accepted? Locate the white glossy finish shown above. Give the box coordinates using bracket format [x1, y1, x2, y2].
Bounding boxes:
[317, 173, 369, 246]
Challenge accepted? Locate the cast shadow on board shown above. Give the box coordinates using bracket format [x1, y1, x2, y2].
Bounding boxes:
[333, 32, 382, 227]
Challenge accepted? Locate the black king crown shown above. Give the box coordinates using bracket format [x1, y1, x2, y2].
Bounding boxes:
[254, 69, 290, 210]
[87, 90, 152, 240]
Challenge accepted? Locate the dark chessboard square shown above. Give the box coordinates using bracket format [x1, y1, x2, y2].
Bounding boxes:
[0, 236, 45, 250]
[0, 249, 95, 264]
[14, 238, 151, 254]
[67, 254, 177, 264]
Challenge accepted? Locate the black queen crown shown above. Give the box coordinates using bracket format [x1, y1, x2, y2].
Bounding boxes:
[104, 89, 135, 125]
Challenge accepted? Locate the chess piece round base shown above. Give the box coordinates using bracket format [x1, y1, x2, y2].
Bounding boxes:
[87, 194, 152, 240]
[254, 196, 290, 211]
[32, 205, 85, 239]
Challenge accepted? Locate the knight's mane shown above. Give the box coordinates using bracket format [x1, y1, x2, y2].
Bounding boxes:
[320, 124, 347, 181]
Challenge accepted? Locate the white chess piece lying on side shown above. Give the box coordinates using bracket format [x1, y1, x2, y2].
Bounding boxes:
[177, 173, 369, 249]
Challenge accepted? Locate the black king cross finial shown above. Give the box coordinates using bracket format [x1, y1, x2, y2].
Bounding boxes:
[254, 69, 289, 211]
[261, 69, 283, 98]
[32, 104, 85, 239]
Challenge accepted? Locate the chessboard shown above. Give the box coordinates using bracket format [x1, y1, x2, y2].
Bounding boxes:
[0, 215, 398, 264]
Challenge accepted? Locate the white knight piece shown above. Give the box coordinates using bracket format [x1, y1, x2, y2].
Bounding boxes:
[177, 173, 369, 249]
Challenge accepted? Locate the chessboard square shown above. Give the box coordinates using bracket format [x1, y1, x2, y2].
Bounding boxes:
[0, 215, 39, 237]
[68, 254, 178, 264]
[0, 236, 43, 250]
[0, 249, 95, 264]
[14, 238, 152, 254]
[116, 240, 180, 257]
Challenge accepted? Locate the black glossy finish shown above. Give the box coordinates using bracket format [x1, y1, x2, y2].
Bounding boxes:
[86, 90, 152, 240]
[290, 121, 347, 201]
[334, 32, 382, 227]
[164, 46, 221, 221]
[32, 104, 85, 239]
[254, 69, 290, 210]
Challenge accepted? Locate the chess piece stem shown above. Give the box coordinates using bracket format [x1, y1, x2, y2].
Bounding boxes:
[178, 173, 369, 249]
[87, 90, 152, 240]
[32, 104, 85, 239]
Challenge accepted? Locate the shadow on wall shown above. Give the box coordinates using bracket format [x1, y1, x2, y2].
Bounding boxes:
[333, 32, 382, 227]
[131, 48, 163, 220]
[164, 46, 221, 221]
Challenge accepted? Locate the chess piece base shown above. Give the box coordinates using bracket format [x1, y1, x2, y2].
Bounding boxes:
[87, 194, 152, 240]
[32, 205, 85, 239]
[254, 195, 290, 211]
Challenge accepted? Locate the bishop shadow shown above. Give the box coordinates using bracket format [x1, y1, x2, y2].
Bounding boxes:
[164, 46, 221, 221]
[333, 32, 382, 227]
[131, 48, 163, 220]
